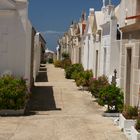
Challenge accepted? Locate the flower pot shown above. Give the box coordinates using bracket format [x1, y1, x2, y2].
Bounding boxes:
[131, 126, 140, 140]
[119, 114, 136, 130]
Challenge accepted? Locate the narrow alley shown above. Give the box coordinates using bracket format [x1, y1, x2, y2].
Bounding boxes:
[0, 64, 127, 140]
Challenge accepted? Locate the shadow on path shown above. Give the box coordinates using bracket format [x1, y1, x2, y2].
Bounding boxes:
[28, 86, 61, 111]
[36, 71, 48, 82]
[25, 66, 61, 115]
[35, 64, 48, 82]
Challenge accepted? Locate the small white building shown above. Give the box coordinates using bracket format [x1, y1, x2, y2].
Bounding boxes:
[58, 32, 70, 61]
[82, 8, 96, 71]
[33, 32, 46, 82]
[119, 0, 140, 106]
[100, 1, 121, 85]
[79, 11, 87, 65]
[0, 0, 32, 87]
[69, 22, 81, 64]
[45, 49, 54, 62]
[82, 8, 103, 78]
[92, 11, 103, 78]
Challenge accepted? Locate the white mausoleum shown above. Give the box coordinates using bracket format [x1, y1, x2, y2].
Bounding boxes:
[0, 0, 32, 87]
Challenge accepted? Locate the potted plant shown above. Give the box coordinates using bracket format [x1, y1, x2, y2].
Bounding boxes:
[98, 84, 123, 117]
[0, 75, 30, 116]
[131, 118, 140, 140]
[98, 84, 124, 113]
[119, 105, 138, 132]
[130, 88, 140, 140]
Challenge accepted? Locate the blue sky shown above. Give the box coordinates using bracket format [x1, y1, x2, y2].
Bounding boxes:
[29, 0, 120, 51]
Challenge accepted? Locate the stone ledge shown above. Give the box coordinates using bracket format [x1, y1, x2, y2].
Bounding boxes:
[0, 109, 25, 116]
[102, 112, 120, 117]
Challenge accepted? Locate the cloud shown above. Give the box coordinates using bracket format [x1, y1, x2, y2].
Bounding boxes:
[42, 30, 64, 35]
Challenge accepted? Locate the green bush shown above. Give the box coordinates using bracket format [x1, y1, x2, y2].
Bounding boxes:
[54, 60, 62, 67]
[54, 59, 71, 69]
[61, 59, 71, 69]
[136, 118, 140, 132]
[65, 64, 84, 79]
[62, 52, 69, 59]
[89, 75, 109, 98]
[122, 105, 138, 119]
[71, 64, 84, 79]
[48, 58, 53, 64]
[75, 70, 93, 87]
[75, 72, 85, 87]
[98, 84, 124, 113]
[0, 75, 29, 110]
[65, 65, 73, 79]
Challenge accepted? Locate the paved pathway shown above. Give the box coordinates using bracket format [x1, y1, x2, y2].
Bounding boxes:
[0, 64, 127, 140]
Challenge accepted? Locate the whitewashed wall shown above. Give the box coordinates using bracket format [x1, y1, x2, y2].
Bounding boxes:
[25, 20, 32, 86]
[82, 36, 89, 70]
[93, 41, 101, 78]
[88, 35, 94, 70]
[119, 0, 140, 106]
[100, 10, 120, 86]
[0, 1, 32, 87]
[33, 33, 41, 81]
[119, 0, 137, 28]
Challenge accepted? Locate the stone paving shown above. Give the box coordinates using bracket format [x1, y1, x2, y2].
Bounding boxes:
[0, 64, 127, 140]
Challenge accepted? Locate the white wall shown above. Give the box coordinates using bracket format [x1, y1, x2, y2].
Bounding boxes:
[119, 0, 137, 28]
[0, 1, 32, 87]
[100, 11, 121, 85]
[25, 20, 32, 86]
[0, 11, 26, 76]
[100, 35, 111, 76]
[93, 41, 101, 78]
[82, 36, 89, 70]
[119, 0, 140, 106]
[88, 35, 94, 70]
[33, 33, 41, 81]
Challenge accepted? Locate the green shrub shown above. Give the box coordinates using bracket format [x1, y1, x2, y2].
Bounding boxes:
[98, 84, 124, 113]
[75, 70, 93, 87]
[82, 70, 93, 87]
[75, 72, 85, 87]
[65, 65, 73, 79]
[136, 118, 140, 132]
[62, 52, 69, 59]
[71, 64, 84, 79]
[0, 75, 29, 110]
[48, 58, 53, 64]
[122, 105, 138, 119]
[89, 75, 109, 98]
[54, 60, 62, 67]
[65, 64, 84, 79]
[54, 59, 71, 69]
[61, 59, 71, 69]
